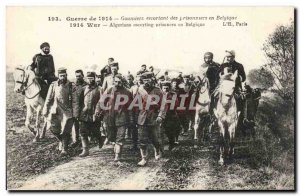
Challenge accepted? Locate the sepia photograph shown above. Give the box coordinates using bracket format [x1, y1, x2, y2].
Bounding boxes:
[5, 6, 295, 191]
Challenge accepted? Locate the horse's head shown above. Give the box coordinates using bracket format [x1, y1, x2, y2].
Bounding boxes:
[13, 66, 35, 93]
[218, 70, 238, 102]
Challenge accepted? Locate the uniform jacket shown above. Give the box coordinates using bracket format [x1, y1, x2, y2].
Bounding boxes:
[136, 86, 166, 126]
[43, 80, 80, 120]
[96, 86, 133, 127]
[78, 84, 100, 122]
[162, 91, 181, 129]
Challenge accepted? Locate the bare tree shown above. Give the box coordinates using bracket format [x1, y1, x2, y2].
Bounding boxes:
[262, 20, 294, 103]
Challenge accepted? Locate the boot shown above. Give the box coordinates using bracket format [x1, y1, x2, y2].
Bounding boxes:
[154, 147, 161, 160]
[79, 137, 89, 157]
[60, 136, 69, 156]
[137, 146, 148, 166]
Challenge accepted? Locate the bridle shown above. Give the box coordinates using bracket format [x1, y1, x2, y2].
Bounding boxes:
[15, 67, 41, 99]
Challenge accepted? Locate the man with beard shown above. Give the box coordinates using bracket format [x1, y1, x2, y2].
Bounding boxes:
[136, 72, 166, 166]
[71, 69, 88, 147]
[77, 72, 102, 157]
[30, 42, 57, 97]
[42, 68, 79, 156]
[161, 81, 181, 151]
[95, 74, 133, 162]
[201, 52, 220, 116]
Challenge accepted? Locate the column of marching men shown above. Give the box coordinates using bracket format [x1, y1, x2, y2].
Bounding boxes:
[32, 42, 247, 166]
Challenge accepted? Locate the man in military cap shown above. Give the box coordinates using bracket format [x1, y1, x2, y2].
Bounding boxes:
[30, 42, 57, 88]
[219, 50, 246, 112]
[125, 71, 135, 89]
[219, 50, 246, 91]
[77, 72, 102, 157]
[95, 74, 134, 162]
[161, 81, 181, 151]
[170, 78, 185, 142]
[42, 67, 79, 156]
[136, 72, 166, 166]
[157, 75, 166, 88]
[71, 69, 88, 147]
[177, 72, 184, 84]
[136, 64, 148, 76]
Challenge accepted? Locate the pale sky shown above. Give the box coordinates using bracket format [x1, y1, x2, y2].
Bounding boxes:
[6, 7, 294, 78]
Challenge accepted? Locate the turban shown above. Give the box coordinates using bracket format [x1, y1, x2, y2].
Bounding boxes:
[40, 42, 50, 49]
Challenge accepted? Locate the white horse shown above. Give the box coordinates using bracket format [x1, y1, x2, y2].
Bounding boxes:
[213, 69, 240, 165]
[13, 66, 47, 142]
[193, 74, 211, 148]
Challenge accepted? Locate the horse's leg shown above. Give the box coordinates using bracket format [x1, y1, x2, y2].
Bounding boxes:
[228, 124, 236, 158]
[218, 121, 225, 166]
[33, 105, 42, 142]
[193, 112, 200, 148]
[25, 104, 36, 136]
[40, 120, 47, 139]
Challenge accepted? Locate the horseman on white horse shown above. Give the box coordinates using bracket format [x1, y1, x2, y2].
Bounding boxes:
[13, 42, 57, 142]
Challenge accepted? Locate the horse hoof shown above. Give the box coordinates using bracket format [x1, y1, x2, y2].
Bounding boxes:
[218, 160, 224, 166]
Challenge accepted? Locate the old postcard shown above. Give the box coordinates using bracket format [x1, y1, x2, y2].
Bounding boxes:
[6, 6, 295, 191]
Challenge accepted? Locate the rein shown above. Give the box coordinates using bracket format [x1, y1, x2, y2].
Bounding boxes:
[16, 68, 41, 99]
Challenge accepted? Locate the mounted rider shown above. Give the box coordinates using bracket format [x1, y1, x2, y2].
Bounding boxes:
[29, 42, 57, 89]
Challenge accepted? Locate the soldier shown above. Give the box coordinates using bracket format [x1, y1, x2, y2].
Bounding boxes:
[219, 50, 246, 129]
[161, 81, 181, 151]
[136, 64, 148, 76]
[102, 62, 120, 91]
[30, 42, 57, 86]
[136, 72, 166, 166]
[100, 57, 119, 86]
[71, 70, 88, 147]
[170, 78, 185, 142]
[42, 67, 79, 156]
[201, 52, 220, 116]
[96, 74, 133, 162]
[77, 72, 101, 157]
[177, 72, 184, 84]
[164, 71, 170, 81]
[181, 75, 196, 135]
[219, 50, 246, 92]
[125, 72, 135, 88]
[95, 74, 102, 87]
[201, 52, 220, 95]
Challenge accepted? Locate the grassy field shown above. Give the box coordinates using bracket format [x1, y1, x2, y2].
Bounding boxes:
[6, 73, 295, 190]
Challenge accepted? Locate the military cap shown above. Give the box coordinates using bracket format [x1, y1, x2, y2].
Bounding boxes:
[57, 67, 67, 74]
[225, 50, 236, 57]
[114, 74, 123, 82]
[183, 75, 190, 79]
[141, 72, 153, 80]
[204, 52, 213, 57]
[40, 42, 50, 49]
[141, 64, 146, 68]
[86, 71, 96, 78]
[158, 75, 165, 80]
[171, 78, 179, 83]
[161, 81, 171, 87]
